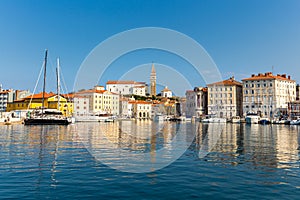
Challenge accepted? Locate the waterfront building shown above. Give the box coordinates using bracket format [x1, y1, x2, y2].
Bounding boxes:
[288, 101, 300, 118]
[119, 97, 132, 118]
[185, 87, 208, 118]
[77, 86, 120, 115]
[106, 80, 146, 96]
[129, 100, 152, 119]
[161, 86, 172, 98]
[73, 95, 90, 117]
[296, 84, 300, 101]
[150, 63, 156, 97]
[6, 92, 73, 116]
[242, 72, 296, 118]
[0, 89, 14, 111]
[207, 77, 243, 118]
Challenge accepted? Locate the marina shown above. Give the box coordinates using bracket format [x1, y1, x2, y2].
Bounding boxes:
[0, 122, 299, 199]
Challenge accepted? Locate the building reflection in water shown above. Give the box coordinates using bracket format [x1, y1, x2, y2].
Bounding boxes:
[196, 123, 300, 169]
[76, 120, 194, 173]
[0, 122, 299, 176]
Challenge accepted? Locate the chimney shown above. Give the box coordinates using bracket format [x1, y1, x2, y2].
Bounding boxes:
[251, 74, 255, 77]
[288, 75, 291, 80]
[282, 74, 286, 78]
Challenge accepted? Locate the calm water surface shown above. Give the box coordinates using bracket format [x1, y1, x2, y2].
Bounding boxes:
[0, 122, 299, 199]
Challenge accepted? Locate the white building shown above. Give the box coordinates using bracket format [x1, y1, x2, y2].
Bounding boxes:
[73, 95, 90, 116]
[185, 87, 208, 118]
[131, 85, 146, 96]
[106, 80, 146, 96]
[207, 77, 243, 119]
[129, 100, 152, 119]
[161, 86, 172, 98]
[77, 86, 120, 115]
[242, 72, 296, 118]
[0, 89, 14, 111]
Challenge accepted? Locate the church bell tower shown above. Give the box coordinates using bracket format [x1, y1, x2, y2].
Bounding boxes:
[150, 63, 156, 97]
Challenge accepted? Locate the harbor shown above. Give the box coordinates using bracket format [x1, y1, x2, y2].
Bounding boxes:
[0, 122, 299, 199]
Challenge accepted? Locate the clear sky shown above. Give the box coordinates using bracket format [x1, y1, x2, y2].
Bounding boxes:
[0, 0, 300, 96]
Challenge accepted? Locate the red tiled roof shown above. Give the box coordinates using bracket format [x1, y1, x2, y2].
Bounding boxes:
[106, 80, 146, 85]
[0, 90, 12, 94]
[129, 100, 152, 105]
[207, 77, 242, 86]
[242, 72, 295, 82]
[24, 92, 56, 99]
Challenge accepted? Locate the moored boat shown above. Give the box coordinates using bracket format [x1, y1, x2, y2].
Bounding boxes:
[231, 116, 241, 123]
[245, 112, 260, 124]
[24, 50, 72, 125]
[259, 118, 271, 125]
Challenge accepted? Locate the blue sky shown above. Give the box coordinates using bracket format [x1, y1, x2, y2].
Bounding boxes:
[0, 0, 300, 96]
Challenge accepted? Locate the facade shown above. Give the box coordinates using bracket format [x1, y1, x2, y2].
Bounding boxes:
[185, 87, 208, 118]
[0, 89, 14, 111]
[73, 96, 90, 117]
[132, 86, 146, 96]
[297, 84, 300, 101]
[207, 77, 243, 118]
[150, 63, 156, 97]
[161, 86, 172, 98]
[288, 101, 300, 118]
[129, 100, 152, 119]
[106, 80, 146, 96]
[242, 72, 296, 118]
[6, 92, 73, 116]
[77, 86, 120, 115]
[119, 97, 131, 118]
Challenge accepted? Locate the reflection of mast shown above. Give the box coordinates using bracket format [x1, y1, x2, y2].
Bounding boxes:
[51, 126, 59, 186]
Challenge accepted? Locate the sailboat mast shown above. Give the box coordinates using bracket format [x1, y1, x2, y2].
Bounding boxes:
[42, 49, 48, 111]
[56, 58, 60, 111]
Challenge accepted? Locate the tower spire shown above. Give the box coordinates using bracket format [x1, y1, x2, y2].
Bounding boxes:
[150, 63, 156, 97]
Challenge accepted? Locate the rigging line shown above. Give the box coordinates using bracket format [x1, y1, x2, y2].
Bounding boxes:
[60, 67, 70, 99]
[27, 60, 45, 110]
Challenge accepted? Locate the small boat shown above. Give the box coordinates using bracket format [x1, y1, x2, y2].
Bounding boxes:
[259, 118, 271, 125]
[290, 119, 300, 125]
[202, 115, 226, 123]
[272, 119, 290, 125]
[231, 116, 241, 123]
[245, 112, 260, 124]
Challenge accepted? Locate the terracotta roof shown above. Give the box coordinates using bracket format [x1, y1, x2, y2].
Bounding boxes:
[129, 100, 152, 105]
[242, 72, 295, 82]
[0, 90, 12, 94]
[207, 77, 242, 86]
[161, 87, 171, 92]
[133, 86, 146, 88]
[24, 92, 56, 99]
[107, 80, 146, 85]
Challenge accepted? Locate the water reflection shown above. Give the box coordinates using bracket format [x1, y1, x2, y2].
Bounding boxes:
[76, 121, 195, 173]
[0, 122, 299, 175]
[196, 123, 300, 169]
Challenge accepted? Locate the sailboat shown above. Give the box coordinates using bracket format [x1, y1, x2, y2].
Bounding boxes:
[24, 50, 73, 125]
